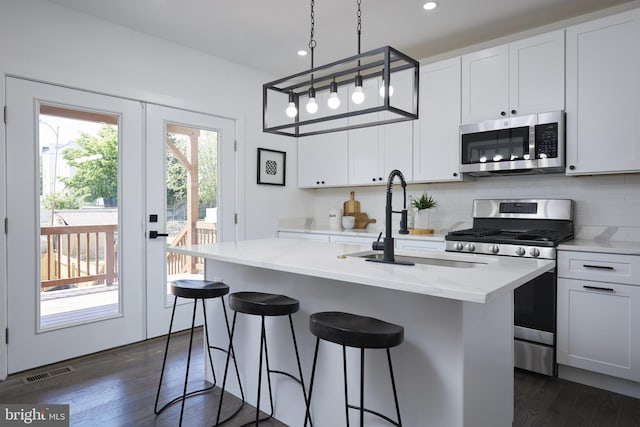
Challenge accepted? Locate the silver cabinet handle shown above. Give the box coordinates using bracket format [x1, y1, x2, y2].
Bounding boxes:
[583, 285, 614, 292]
[583, 264, 614, 271]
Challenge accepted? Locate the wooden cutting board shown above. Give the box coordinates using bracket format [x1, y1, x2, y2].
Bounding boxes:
[343, 191, 361, 215]
[352, 212, 376, 229]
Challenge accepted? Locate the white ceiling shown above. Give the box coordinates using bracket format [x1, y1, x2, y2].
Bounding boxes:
[46, 0, 635, 76]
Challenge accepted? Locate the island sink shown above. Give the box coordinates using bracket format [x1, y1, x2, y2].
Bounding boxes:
[345, 250, 487, 268]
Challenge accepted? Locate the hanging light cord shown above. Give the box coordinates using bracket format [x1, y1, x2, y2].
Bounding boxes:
[309, 0, 316, 85]
[356, 0, 362, 56]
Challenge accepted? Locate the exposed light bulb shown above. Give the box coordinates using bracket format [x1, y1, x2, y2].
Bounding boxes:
[328, 80, 341, 109]
[285, 92, 298, 118]
[286, 102, 298, 118]
[328, 92, 341, 109]
[306, 87, 318, 114]
[352, 75, 365, 105]
[379, 83, 394, 98]
[306, 97, 318, 114]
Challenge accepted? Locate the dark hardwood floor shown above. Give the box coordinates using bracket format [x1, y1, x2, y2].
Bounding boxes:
[1, 328, 639, 426]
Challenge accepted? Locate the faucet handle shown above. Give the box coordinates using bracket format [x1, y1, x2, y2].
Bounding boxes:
[399, 209, 409, 234]
[372, 232, 384, 251]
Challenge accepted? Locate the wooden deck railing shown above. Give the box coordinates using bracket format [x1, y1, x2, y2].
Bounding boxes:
[40, 224, 118, 291]
[167, 221, 216, 275]
[40, 221, 216, 290]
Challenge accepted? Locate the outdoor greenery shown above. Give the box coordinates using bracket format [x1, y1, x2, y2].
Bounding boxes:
[61, 125, 118, 204]
[166, 131, 218, 217]
[42, 192, 80, 210]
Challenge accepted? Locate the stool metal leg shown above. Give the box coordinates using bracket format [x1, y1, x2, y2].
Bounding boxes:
[154, 295, 179, 416]
[344, 345, 350, 427]
[360, 348, 365, 427]
[387, 348, 402, 427]
[304, 337, 320, 427]
[177, 298, 199, 425]
[215, 310, 246, 426]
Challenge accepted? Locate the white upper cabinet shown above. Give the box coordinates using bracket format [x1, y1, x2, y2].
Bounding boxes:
[414, 57, 462, 182]
[461, 30, 565, 123]
[348, 74, 413, 185]
[298, 87, 349, 188]
[298, 133, 348, 187]
[565, 9, 640, 175]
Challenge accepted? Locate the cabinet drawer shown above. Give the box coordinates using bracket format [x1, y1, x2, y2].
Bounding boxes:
[277, 231, 330, 242]
[557, 251, 640, 285]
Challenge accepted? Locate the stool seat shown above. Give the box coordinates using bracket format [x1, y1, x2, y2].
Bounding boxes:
[229, 291, 299, 316]
[171, 279, 229, 299]
[310, 311, 404, 349]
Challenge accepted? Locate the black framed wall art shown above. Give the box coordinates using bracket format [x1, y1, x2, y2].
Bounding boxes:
[257, 148, 286, 186]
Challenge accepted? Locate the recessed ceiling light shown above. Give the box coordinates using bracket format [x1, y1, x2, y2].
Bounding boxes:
[297, 50, 308, 56]
[423, 1, 438, 10]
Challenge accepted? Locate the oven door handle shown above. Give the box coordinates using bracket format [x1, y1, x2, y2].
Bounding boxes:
[583, 285, 615, 292]
[583, 264, 614, 271]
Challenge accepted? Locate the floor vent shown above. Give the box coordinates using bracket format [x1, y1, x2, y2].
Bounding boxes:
[22, 366, 74, 384]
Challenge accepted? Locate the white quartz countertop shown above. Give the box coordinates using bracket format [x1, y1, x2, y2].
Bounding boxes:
[558, 239, 640, 255]
[278, 227, 446, 241]
[171, 238, 554, 304]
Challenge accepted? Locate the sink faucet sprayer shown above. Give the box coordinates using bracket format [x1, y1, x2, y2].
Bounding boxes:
[368, 169, 414, 266]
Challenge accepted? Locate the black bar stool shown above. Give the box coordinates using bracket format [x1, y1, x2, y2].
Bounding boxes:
[154, 279, 244, 426]
[304, 311, 404, 427]
[218, 291, 310, 426]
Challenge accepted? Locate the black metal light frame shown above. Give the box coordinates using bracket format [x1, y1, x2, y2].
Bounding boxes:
[263, 45, 419, 137]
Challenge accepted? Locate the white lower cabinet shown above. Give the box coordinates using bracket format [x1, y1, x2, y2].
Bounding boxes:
[557, 250, 640, 381]
[329, 234, 376, 246]
[395, 238, 444, 251]
[277, 231, 330, 242]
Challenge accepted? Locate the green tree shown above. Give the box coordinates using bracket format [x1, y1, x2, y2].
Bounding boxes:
[61, 125, 118, 204]
[42, 192, 80, 210]
[165, 131, 217, 216]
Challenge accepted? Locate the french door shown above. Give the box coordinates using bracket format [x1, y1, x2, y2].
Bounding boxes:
[5, 78, 145, 373]
[145, 104, 236, 338]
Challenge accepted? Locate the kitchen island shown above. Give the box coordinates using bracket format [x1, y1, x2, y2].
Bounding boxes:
[172, 238, 555, 427]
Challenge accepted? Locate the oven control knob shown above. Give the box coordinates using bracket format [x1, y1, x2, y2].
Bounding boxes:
[515, 247, 526, 256]
[455, 243, 464, 251]
[530, 248, 540, 257]
[466, 244, 475, 252]
[490, 244, 500, 254]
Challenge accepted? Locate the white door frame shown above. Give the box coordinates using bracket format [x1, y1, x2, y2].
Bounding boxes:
[145, 104, 237, 338]
[5, 77, 146, 373]
[1, 74, 8, 380]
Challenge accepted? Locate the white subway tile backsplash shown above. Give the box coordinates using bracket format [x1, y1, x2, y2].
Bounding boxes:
[307, 172, 640, 242]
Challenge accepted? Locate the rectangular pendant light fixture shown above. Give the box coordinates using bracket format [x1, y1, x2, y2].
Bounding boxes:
[263, 46, 419, 137]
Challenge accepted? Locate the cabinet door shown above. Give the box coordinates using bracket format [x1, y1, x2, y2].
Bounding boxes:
[298, 136, 326, 187]
[461, 44, 508, 122]
[380, 68, 414, 181]
[414, 57, 462, 182]
[322, 132, 349, 186]
[557, 278, 640, 381]
[509, 30, 565, 116]
[566, 9, 640, 175]
[348, 78, 383, 185]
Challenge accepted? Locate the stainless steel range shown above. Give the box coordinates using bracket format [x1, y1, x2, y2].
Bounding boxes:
[446, 199, 574, 376]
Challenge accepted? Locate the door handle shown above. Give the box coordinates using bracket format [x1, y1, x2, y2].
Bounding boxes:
[149, 230, 169, 239]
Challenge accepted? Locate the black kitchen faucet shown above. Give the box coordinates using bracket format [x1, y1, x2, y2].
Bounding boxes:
[368, 169, 413, 266]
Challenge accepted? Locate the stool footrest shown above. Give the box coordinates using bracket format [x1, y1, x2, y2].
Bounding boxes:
[154, 383, 215, 415]
[346, 404, 401, 426]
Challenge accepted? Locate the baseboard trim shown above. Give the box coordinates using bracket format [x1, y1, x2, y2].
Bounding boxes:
[558, 364, 640, 399]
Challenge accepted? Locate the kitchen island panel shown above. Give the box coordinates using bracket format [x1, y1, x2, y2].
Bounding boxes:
[204, 259, 513, 427]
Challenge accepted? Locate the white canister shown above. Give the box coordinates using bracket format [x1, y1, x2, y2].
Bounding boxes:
[329, 208, 343, 230]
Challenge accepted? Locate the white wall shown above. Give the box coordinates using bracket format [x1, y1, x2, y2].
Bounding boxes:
[308, 173, 640, 242]
[0, 0, 315, 240]
[0, 0, 315, 379]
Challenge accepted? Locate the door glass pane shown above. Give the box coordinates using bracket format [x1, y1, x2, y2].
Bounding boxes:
[165, 124, 218, 303]
[39, 105, 120, 329]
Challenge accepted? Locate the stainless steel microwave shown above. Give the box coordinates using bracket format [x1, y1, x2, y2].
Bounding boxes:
[459, 111, 564, 176]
